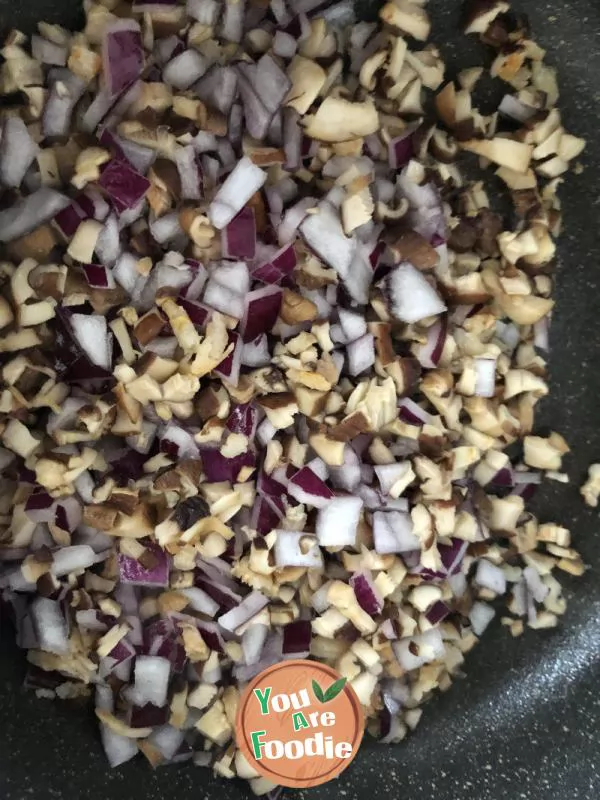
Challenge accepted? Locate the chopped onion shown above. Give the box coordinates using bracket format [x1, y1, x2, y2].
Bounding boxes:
[208, 157, 267, 230]
[316, 495, 363, 547]
[388, 263, 447, 323]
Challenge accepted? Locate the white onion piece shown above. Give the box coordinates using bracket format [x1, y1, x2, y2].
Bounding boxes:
[374, 462, 413, 497]
[100, 725, 139, 768]
[273, 30, 297, 59]
[95, 214, 120, 266]
[523, 566, 549, 603]
[0, 188, 70, 242]
[242, 623, 268, 666]
[373, 510, 420, 553]
[475, 559, 507, 595]
[163, 49, 208, 89]
[339, 308, 368, 342]
[32, 35, 67, 65]
[469, 602, 496, 636]
[392, 628, 445, 671]
[329, 447, 361, 492]
[316, 496, 363, 547]
[149, 212, 183, 244]
[0, 117, 39, 188]
[241, 335, 270, 367]
[30, 597, 69, 654]
[474, 357, 497, 397]
[218, 591, 269, 634]
[51, 545, 98, 577]
[186, 0, 220, 24]
[149, 725, 186, 760]
[221, 0, 245, 42]
[43, 70, 86, 137]
[179, 586, 220, 617]
[132, 655, 171, 708]
[208, 157, 267, 229]
[346, 333, 375, 376]
[203, 279, 245, 319]
[113, 253, 142, 295]
[300, 201, 356, 279]
[273, 530, 323, 569]
[388, 263, 447, 323]
[70, 314, 112, 370]
[175, 146, 202, 200]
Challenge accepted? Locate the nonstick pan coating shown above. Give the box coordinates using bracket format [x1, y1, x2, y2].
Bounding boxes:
[0, 2, 599, 798]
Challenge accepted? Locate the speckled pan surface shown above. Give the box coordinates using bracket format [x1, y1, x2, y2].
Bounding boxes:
[0, 1, 598, 798]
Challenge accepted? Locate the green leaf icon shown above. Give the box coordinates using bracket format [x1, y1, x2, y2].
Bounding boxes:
[312, 679, 325, 703]
[323, 677, 347, 702]
[312, 677, 347, 703]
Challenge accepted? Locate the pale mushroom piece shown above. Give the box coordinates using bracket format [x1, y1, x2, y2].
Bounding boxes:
[284, 55, 327, 115]
[460, 0, 510, 34]
[460, 137, 533, 174]
[380, 0, 431, 41]
[581, 464, 600, 508]
[303, 97, 380, 143]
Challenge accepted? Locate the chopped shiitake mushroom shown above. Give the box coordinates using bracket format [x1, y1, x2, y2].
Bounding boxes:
[0, 0, 586, 789]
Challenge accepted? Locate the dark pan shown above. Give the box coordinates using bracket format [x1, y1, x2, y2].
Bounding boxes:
[1, 1, 599, 798]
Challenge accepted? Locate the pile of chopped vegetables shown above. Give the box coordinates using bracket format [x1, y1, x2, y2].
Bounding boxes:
[0, 0, 587, 793]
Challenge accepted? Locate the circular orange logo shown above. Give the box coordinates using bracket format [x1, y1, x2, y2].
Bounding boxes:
[236, 659, 364, 789]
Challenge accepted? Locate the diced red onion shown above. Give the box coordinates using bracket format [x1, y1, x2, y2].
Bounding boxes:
[30, 597, 69, 655]
[187, 0, 220, 24]
[179, 586, 220, 617]
[388, 262, 446, 323]
[98, 159, 150, 213]
[414, 316, 447, 369]
[0, 188, 70, 243]
[194, 65, 238, 116]
[208, 157, 267, 230]
[350, 570, 383, 616]
[222, 207, 256, 260]
[475, 559, 507, 595]
[498, 94, 537, 123]
[388, 125, 418, 171]
[300, 201, 356, 279]
[103, 19, 144, 97]
[175, 146, 203, 201]
[346, 333, 375, 376]
[469, 602, 496, 636]
[242, 623, 268, 665]
[373, 510, 420, 554]
[164, 49, 208, 90]
[392, 628, 445, 671]
[43, 69, 85, 137]
[119, 542, 170, 587]
[374, 462, 413, 497]
[131, 655, 171, 707]
[70, 313, 113, 370]
[316, 495, 363, 547]
[397, 397, 432, 426]
[221, 0, 246, 42]
[273, 530, 323, 568]
[240, 286, 282, 343]
[288, 466, 334, 509]
[218, 591, 269, 634]
[0, 117, 39, 188]
[523, 566, 549, 603]
[159, 423, 199, 459]
[282, 620, 311, 658]
[474, 357, 497, 397]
